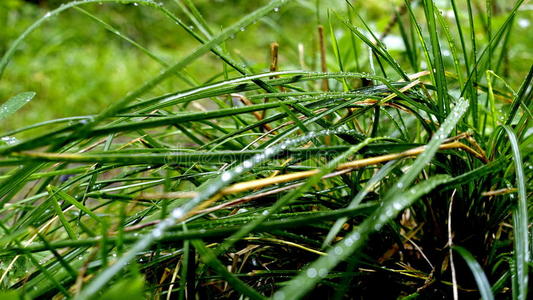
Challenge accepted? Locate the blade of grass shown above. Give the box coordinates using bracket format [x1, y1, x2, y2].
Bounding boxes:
[47, 185, 102, 223]
[47, 186, 78, 240]
[0, 91, 36, 122]
[422, 0, 449, 116]
[500, 125, 529, 300]
[453, 246, 495, 300]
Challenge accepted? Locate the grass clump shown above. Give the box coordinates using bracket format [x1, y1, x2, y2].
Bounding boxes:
[0, 0, 531, 299]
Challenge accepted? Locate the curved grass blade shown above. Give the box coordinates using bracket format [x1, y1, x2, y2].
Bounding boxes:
[453, 246, 495, 300]
[500, 126, 529, 300]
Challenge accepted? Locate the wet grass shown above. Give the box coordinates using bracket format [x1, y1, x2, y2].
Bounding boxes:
[0, 0, 531, 299]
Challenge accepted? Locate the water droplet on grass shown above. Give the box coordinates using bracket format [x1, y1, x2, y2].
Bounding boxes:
[344, 237, 354, 246]
[221, 172, 231, 182]
[153, 229, 162, 238]
[306, 268, 317, 278]
[318, 268, 328, 277]
[1, 136, 19, 145]
[385, 208, 393, 217]
[243, 160, 253, 168]
[172, 208, 184, 219]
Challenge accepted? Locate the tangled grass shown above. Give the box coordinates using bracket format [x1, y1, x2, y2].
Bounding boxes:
[0, 0, 531, 299]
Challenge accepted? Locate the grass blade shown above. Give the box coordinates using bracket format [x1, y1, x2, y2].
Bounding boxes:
[0, 91, 35, 122]
[500, 126, 529, 300]
[453, 246, 495, 300]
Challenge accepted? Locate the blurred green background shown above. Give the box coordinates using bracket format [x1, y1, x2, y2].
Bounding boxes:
[1, 0, 531, 134]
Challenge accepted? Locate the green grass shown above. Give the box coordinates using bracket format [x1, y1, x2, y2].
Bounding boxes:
[0, 0, 531, 299]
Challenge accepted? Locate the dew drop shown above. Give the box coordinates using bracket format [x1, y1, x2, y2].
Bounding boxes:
[344, 237, 353, 246]
[172, 208, 184, 219]
[1, 136, 19, 145]
[393, 202, 402, 210]
[273, 7, 279, 12]
[334, 246, 343, 255]
[385, 207, 394, 217]
[318, 268, 328, 277]
[221, 172, 231, 182]
[306, 268, 317, 278]
[153, 228, 163, 238]
[265, 148, 275, 155]
[162, 218, 174, 227]
[243, 160, 253, 168]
